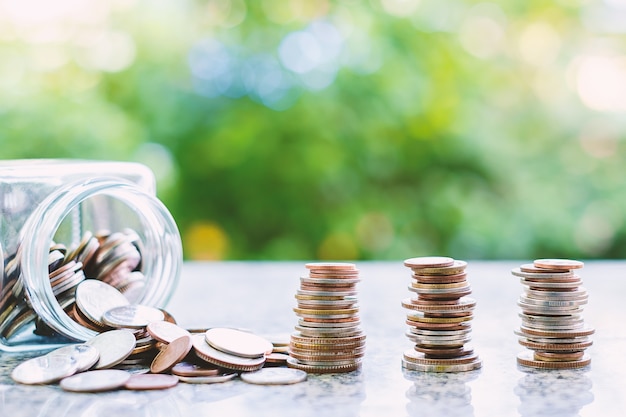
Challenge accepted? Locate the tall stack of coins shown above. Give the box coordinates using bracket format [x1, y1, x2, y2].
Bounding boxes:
[288, 262, 366, 374]
[401, 256, 482, 372]
[513, 259, 594, 369]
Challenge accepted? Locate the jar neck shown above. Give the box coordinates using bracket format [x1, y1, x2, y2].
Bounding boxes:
[18, 177, 182, 342]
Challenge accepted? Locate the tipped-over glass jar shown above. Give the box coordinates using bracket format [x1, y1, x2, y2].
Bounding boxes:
[0, 159, 182, 351]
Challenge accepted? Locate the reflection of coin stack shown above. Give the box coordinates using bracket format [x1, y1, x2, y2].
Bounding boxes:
[401, 257, 482, 372]
[403, 369, 478, 417]
[513, 259, 594, 369]
[287, 262, 366, 374]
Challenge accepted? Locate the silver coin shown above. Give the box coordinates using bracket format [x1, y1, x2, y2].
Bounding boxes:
[102, 304, 165, 329]
[75, 279, 129, 326]
[205, 328, 273, 359]
[241, 368, 307, 385]
[86, 329, 137, 369]
[177, 373, 237, 384]
[48, 344, 100, 372]
[192, 334, 266, 368]
[296, 289, 358, 297]
[511, 268, 574, 279]
[146, 320, 191, 343]
[401, 357, 482, 372]
[11, 354, 78, 385]
[523, 289, 588, 301]
[60, 369, 131, 392]
[519, 296, 587, 308]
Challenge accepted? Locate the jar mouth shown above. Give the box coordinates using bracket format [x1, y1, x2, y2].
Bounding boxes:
[18, 177, 182, 343]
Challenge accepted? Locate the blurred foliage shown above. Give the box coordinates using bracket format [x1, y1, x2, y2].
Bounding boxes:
[1, 0, 626, 260]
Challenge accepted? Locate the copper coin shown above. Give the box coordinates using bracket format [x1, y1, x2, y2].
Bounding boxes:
[519, 263, 567, 274]
[533, 259, 584, 270]
[286, 357, 361, 374]
[305, 262, 357, 271]
[146, 320, 191, 344]
[125, 373, 179, 390]
[150, 335, 193, 374]
[517, 351, 590, 369]
[265, 352, 290, 365]
[412, 272, 467, 283]
[403, 257, 454, 269]
[518, 337, 593, 351]
[533, 351, 585, 362]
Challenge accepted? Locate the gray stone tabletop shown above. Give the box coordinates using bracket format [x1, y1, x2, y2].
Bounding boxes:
[1, 261, 624, 417]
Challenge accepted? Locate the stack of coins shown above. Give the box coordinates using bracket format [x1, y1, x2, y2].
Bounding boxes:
[513, 259, 594, 369]
[401, 256, 482, 372]
[287, 262, 366, 374]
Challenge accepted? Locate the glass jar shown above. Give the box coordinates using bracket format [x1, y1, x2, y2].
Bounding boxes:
[0, 159, 182, 351]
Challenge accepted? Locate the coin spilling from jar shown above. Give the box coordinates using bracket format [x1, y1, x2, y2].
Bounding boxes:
[11, 282, 307, 390]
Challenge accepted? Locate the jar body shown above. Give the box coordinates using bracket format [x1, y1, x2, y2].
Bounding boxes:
[0, 160, 182, 351]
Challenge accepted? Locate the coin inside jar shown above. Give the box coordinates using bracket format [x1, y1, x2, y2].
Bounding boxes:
[102, 304, 165, 329]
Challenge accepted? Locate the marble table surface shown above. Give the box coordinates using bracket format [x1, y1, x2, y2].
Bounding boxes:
[0, 260, 624, 417]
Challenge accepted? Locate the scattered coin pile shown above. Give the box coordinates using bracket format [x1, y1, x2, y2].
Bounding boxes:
[1, 229, 146, 340]
[513, 259, 594, 369]
[12, 296, 307, 390]
[401, 256, 482, 372]
[288, 262, 366, 374]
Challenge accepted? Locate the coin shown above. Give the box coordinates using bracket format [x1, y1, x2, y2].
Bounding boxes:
[171, 361, 220, 377]
[75, 279, 130, 328]
[48, 344, 100, 372]
[305, 262, 357, 271]
[516, 351, 590, 369]
[60, 369, 131, 392]
[533, 351, 585, 362]
[11, 354, 78, 385]
[150, 335, 193, 374]
[403, 257, 455, 269]
[86, 329, 137, 369]
[205, 328, 273, 359]
[147, 320, 191, 344]
[177, 373, 237, 384]
[102, 304, 165, 329]
[533, 259, 584, 270]
[286, 356, 361, 374]
[517, 337, 593, 351]
[192, 334, 266, 371]
[125, 373, 179, 390]
[401, 358, 482, 373]
[241, 368, 307, 385]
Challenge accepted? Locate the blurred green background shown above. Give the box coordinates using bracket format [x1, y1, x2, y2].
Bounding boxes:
[1, 0, 625, 261]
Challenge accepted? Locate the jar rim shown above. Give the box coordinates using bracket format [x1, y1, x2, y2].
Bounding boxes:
[18, 177, 181, 343]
